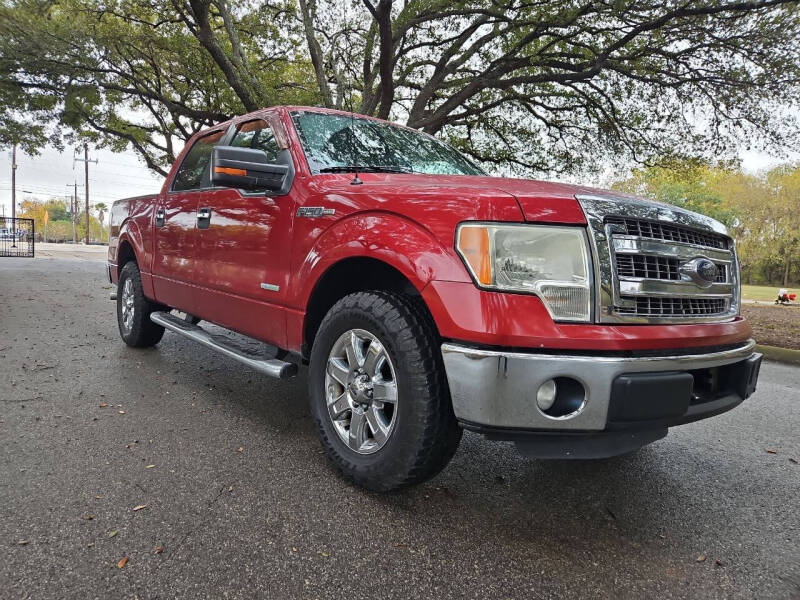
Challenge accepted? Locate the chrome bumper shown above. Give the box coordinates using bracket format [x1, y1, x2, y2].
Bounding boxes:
[441, 340, 758, 432]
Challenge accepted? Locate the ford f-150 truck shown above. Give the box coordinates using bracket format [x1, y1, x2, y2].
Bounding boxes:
[108, 106, 762, 491]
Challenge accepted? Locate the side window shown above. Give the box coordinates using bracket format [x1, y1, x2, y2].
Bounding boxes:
[171, 130, 225, 192]
[230, 120, 280, 162]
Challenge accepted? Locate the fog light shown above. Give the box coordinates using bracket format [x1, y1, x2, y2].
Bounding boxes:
[536, 379, 557, 411]
[536, 377, 586, 419]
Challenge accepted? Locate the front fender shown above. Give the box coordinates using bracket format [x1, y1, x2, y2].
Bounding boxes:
[290, 211, 470, 308]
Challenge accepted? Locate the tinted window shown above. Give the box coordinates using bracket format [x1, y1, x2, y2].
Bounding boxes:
[172, 130, 225, 191]
[290, 111, 484, 176]
[230, 120, 280, 161]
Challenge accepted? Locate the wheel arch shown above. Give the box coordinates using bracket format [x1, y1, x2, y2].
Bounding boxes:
[302, 256, 438, 358]
[116, 238, 137, 276]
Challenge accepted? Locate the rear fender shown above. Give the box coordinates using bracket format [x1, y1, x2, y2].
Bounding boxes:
[115, 218, 155, 297]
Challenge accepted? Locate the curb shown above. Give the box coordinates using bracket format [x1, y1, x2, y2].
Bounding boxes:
[756, 344, 800, 365]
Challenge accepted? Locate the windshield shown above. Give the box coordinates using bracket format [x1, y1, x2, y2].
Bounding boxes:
[290, 111, 485, 176]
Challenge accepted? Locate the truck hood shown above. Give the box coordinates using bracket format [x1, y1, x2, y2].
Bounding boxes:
[325, 173, 615, 224]
[486, 176, 612, 223]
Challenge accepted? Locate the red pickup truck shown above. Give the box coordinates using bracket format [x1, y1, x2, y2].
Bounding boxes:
[108, 106, 762, 491]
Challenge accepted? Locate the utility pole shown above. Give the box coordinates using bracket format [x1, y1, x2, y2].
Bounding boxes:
[66, 182, 83, 243]
[11, 144, 17, 247]
[84, 143, 89, 244]
[73, 144, 97, 244]
[75, 180, 79, 243]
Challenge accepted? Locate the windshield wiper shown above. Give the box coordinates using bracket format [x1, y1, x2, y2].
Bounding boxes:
[319, 165, 412, 174]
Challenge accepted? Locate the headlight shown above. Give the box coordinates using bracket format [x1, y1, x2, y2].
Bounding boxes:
[456, 223, 592, 322]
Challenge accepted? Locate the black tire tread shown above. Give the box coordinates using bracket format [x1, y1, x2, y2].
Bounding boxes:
[117, 261, 165, 348]
[310, 290, 461, 491]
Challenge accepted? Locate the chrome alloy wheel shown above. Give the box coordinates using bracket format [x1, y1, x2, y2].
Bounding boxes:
[325, 329, 399, 454]
[120, 278, 135, 334]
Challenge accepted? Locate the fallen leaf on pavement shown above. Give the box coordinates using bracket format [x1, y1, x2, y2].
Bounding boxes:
[95, 495, 102, 499]
[99, 403, 108, 408]
[108, 530, 118, 538]
[696, 554, 706, 562]
[117, 557, 128, 569]
[155, 545, 164, 554]
[132, 505, 147, 512]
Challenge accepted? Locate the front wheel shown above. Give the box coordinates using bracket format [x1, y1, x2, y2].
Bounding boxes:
[116, 261, 165, 348]
[309, 291, 462, 491]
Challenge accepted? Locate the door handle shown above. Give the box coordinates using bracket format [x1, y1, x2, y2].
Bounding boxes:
[155, 208, 165, 227]
[197, 207, 212, 229]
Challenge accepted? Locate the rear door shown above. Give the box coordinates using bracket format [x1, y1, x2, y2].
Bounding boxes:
[191, 118, 295, 348]
[151, 129, 226, 314]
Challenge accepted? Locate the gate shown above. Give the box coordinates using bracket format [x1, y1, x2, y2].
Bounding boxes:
[0, 217, 35, 258]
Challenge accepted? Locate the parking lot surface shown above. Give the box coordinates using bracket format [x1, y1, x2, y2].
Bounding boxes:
[1, 257, 798, 599]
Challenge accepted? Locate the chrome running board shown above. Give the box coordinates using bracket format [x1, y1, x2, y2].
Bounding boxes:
[150, 311, 297, 379]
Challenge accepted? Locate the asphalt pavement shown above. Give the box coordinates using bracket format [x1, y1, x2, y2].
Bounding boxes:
[1, 256, 798, 600]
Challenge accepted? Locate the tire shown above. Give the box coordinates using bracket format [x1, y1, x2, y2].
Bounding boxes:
[309, 291, 462, 491]
[116, 261, 165, 348]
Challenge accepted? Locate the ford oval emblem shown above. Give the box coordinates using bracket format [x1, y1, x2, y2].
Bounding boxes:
[696, 259, 719, 283]
[680, 257, 719, 288]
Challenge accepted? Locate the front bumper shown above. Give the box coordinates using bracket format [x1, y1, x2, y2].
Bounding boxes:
[441, 340, 761, 457]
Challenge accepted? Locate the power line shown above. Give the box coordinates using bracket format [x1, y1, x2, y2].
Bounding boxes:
[20, 162, 163, 183]
[0, 182, 129, 200]
[89, 176, 161, 187]
[16, 155, 166, 176]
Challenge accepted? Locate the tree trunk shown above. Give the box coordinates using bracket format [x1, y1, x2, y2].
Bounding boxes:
[186, 0, 262, 112]
[784, 255, 791, 287]
[298, 0, 334, 108]
[364, 0, 394, 119]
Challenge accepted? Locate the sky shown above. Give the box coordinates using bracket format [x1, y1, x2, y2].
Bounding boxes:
[0, 142, 797, 218]
[0, 145, 165, 218]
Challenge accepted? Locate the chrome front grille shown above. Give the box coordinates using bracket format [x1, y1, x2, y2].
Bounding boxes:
[615, 254, 727, 283]
[605, 216, 729, 249]
[577, 194, 739, 324]
[617, 297, 728, 317]
[616, 255, 680, 280]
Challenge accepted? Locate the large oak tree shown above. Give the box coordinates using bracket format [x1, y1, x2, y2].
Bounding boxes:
[1, 0, 799, 176]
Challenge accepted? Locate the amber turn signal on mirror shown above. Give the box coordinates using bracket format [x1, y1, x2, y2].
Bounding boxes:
[214, 166, 248, 176]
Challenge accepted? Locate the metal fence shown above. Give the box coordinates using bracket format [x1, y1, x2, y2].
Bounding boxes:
[0, 217, 35, 258]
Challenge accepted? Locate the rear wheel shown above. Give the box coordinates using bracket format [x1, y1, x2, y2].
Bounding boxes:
[117, 261, 165, 348]
[309, 291, 462, 491]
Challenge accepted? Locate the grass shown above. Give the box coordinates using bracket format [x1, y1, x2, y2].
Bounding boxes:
[741, 284, 785, 302]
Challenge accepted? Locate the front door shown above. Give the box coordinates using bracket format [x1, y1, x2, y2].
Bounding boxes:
[192, 118, 294, 348]
[151, 128, 226, 314]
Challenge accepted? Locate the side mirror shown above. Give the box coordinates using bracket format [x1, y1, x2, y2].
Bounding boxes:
[211, 146, 289, 192]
